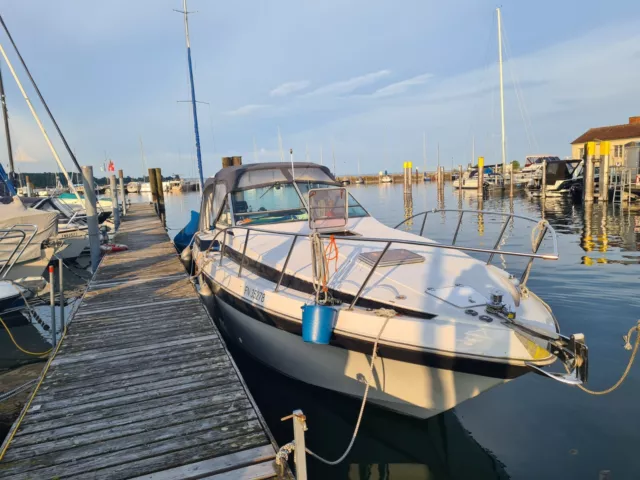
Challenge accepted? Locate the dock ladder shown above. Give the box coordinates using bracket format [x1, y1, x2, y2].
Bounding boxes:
[611, 167, 632, 205]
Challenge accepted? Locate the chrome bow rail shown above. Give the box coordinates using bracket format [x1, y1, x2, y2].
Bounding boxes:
[202, 209, 558, 309]
[0, 224, 38, 278]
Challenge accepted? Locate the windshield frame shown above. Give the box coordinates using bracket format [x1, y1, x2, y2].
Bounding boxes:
[220, 180, 369, 228]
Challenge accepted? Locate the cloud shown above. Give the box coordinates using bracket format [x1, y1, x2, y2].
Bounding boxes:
[303, 70, 391, 97]
[270, 80, 310, 97]
[225, 104, 270, 116]
[371, 73, 434, 98]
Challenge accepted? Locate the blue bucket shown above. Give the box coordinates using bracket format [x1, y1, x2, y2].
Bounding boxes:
[301, 304, 337, 344]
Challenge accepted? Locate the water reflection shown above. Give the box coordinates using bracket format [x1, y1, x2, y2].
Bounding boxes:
[228, 337, 509, 480]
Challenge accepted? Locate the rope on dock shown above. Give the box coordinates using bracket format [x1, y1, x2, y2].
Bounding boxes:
[277, 308, 395, 467]
[0, 379, 36, 403]
[574, 320, 640, 396]
[0, 325, 68, 462]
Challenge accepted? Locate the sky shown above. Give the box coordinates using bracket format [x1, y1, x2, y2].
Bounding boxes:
[1, 0, 640, 180]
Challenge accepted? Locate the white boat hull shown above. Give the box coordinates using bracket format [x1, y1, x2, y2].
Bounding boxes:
[214, 292, 508, 419]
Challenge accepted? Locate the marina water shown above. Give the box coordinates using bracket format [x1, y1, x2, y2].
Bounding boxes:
[150, 182, 639, 479]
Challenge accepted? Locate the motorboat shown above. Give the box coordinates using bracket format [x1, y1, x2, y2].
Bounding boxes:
[512, 155, 561, 185]
[21, 196, 91, 260]
[140, 182, 151, 193]
[526, 158, 581, 197]
[340, 177, 351, 186]
[453, 168, 505, 190]
[57, 192, 115, 219]
[354, 177, 365, 185]
[380, 174, 393, 183]
[0, 196, 58, 289]
[127, 182, 141, 194]
[191, 162, 589, 419]
[169, 177, 185, 192]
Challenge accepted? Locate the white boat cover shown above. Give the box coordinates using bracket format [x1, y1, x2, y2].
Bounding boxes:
[0, 197, 58, 263]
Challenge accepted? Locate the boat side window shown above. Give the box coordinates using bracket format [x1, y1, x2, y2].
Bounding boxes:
[209, 184, 227, 229]
[216, 197, 232, 227]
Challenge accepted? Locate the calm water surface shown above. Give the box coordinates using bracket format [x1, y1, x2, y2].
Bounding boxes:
[145, 183, 639, 480]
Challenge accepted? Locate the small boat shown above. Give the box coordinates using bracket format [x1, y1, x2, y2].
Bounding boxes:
[169, 177, 185, 192]
[526, 158, 581, 197]
[380, 174, 393, 183]
[191, 161, 589, 419]
[355, 177, 364, 184]
[127, 182, 141, 194]
[340, 177, 351, 186]
[140, 182, 151, 193]
[453, 168, 504, 190]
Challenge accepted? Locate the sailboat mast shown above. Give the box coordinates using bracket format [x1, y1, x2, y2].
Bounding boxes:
[139, 137, 147, 181]
[0, 64, 14, 184]
[422, 132, 426, 173]
[277, 127, 284, 162]
[0, 43, 80, 199]
[180, 0, 204, 192]
[253, 137, 258, 163]
[472, 134, 475, 166]
[497, 7, 506, 172]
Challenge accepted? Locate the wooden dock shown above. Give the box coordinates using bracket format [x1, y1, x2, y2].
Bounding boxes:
[0, 203, 284, 479]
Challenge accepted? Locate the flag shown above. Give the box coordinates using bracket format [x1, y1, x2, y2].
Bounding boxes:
[108, 160, 115, 172]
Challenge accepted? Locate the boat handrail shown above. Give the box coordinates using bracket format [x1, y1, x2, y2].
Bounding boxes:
[201, 209, 557, 306]
[0, 224, 38, 278]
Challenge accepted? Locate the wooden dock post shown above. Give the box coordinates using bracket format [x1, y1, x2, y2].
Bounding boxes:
[541, 160, 547, 200]
[25, 175, 32, 196]
[599, 141, 610, 202]
[509, 163, 514, 197]
[458, 165, 463, 190]
[584, 142, 595, 203]
[81, 166, 101, 273]
[118, 169, 127, 215]
[48, 265, 56, 346]
[148, 167, 158, 208]
[478, 156, 484, 197]
[109, 174, 120, 230]
[154, 167, 166, 226]
[293, 410, 308, 480]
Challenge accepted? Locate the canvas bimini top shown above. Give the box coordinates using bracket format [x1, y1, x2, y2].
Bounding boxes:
[203, 162, 338, 193]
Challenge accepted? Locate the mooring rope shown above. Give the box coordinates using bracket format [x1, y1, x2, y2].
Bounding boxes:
[572, 320, 640, 396]
[277, 308, 395, 467]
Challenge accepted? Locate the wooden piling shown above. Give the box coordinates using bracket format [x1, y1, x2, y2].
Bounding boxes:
[541, 160, 547, 200]
[584, 142, 595, 203]
[458, 165, 463, 190]
[148, 168, 158, 205]
[478, 157, 484, 197]
[118, 169, 127, 215]
[599, 141, 610, 202]
[153, 167, 165, 225]
[222, 156, 234, 168]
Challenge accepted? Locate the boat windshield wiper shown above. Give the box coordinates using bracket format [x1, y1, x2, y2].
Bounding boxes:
[259, 182, 281, 199]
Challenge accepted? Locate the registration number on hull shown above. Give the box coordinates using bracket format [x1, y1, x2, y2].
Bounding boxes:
[244, 286, 265, 303]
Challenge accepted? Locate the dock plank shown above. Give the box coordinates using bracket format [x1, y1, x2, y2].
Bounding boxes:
[0, 203, 281, 479]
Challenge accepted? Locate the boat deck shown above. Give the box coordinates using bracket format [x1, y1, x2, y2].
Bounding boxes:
[0, 203, 283, 479]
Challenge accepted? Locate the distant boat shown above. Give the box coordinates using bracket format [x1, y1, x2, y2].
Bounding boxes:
[355, 177, 364, 184]
[140, 182, 151, 193]
[340, 177, 351, 186]
[127, 182, 141, 193]
[380, 175, 393, 183]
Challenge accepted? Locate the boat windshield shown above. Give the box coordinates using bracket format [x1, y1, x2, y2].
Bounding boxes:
[296, 182, 368, 218]
[231, 183, 307, 226]
[230, 181, 368, 226]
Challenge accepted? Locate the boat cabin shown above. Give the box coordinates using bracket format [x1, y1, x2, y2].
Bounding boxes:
[198, 163, 368, 232]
